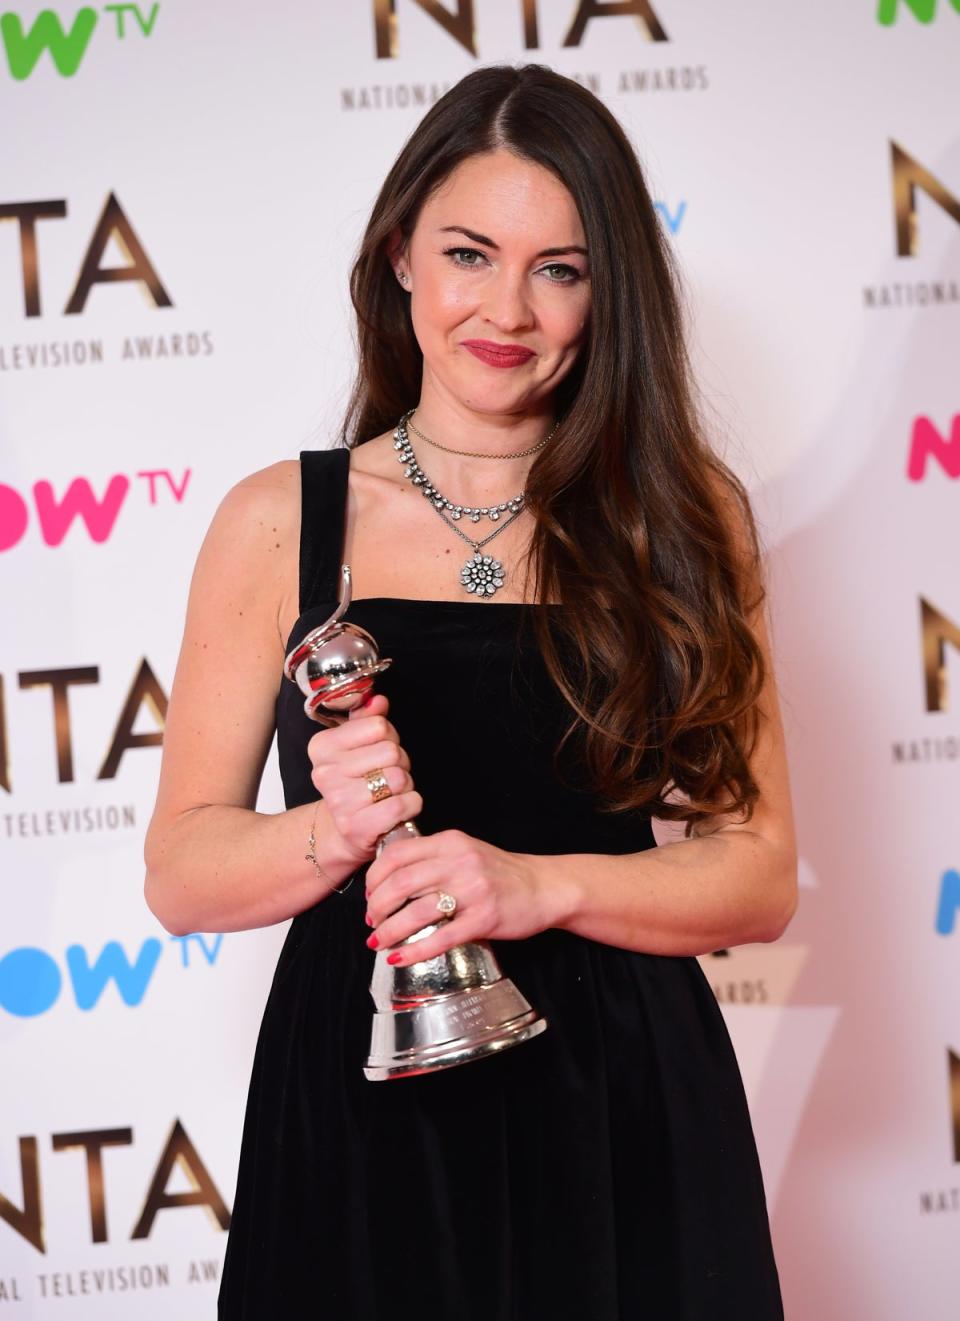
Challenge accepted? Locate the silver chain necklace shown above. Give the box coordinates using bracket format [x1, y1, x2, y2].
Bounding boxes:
[392, 408, 558, 599]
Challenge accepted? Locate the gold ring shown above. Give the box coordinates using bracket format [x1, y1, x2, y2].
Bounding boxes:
[363, 768, 392, 802]
[435, 891, 457, 919]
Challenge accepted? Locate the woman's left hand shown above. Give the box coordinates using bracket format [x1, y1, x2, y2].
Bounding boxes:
[363, 829, 554, 965]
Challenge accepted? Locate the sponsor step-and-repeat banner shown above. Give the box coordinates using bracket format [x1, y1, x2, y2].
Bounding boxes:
[1, 2, 958, 1316]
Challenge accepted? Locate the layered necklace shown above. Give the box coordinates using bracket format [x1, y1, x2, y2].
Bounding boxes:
[392, 407, 559, 599]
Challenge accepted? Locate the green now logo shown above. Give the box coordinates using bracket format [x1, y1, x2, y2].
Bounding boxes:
[0, 4, 158, 80]
[876, 0, 960, 22]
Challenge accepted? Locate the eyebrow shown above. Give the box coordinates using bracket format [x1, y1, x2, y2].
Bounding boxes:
[437, 225, 588, 259]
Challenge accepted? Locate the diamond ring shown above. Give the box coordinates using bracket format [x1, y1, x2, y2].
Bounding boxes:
[435, 891, 458, 919]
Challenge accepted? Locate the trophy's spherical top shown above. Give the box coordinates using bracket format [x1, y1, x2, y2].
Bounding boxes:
[287, 622, 393, 719]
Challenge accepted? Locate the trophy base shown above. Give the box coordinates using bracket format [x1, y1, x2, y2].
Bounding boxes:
[363, 978, 548, 1081]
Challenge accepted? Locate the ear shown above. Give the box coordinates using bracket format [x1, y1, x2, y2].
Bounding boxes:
[385, 225, 408, 279]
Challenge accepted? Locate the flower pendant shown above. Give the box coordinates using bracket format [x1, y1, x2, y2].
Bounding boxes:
[460, 551, 505, 598]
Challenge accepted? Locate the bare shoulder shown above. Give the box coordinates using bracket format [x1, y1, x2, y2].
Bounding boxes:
[215, 457, 302, 553]
[144, 458, 305, 836]
[221, 457, 301, 528]
[188, 458, 303, 658]
[213, 444, 403, 645]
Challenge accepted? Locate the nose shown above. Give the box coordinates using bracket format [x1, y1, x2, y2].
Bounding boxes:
[482, 267, 535, 334]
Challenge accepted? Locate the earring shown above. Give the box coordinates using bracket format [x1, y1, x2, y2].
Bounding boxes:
[398, 271, 409, 287]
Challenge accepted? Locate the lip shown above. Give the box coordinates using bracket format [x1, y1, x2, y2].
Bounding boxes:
[461, 339, 535, 368]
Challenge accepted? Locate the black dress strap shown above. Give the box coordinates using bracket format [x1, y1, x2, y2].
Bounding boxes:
[298, 447, 350, 615]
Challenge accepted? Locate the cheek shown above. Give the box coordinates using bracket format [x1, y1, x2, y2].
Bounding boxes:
[411, 292, 471, 352]
[545, 299, 590, 351]
[416, 270, 471, 319]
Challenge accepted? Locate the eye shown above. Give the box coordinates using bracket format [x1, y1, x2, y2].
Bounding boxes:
[443, 246, 487, 268]
[442, 247, 583, 284]
[540, 262, 582, 284]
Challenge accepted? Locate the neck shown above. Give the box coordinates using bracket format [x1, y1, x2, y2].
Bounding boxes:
[403, 401, 555, 504]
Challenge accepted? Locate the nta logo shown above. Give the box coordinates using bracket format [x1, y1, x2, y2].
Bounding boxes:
[919, 598, 959, 713]
[891, 142, 960, 257]
[372, 0, 668, 58]
[865, 146, 960, 308]
[0, 1119, 229, 1252]
[0, 192, 170, 317]
[0, 657, 169, 793]
[0, 5, 158, 80]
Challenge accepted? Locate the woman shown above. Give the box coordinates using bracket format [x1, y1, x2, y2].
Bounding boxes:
[145, 63, 797, 1320]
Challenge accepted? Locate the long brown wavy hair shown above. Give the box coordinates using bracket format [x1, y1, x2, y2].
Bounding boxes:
[340, 63, 768, 837]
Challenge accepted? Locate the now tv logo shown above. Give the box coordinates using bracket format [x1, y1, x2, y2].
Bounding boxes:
[877, 0, 960, 22]
[0, 467, 190, 550]
[936, 870, 960, 935]
[0, 932, 223, 1017]
[906, 414, 960, 481]
[1, 5, 159, 81]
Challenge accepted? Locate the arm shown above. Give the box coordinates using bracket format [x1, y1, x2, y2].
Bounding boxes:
[536, 500, 798, 956]
[143, 461, 359, 937]
[533, 754, 797, 957]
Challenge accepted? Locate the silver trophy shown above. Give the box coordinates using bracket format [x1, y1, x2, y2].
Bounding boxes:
[284, 564, 547, 1081]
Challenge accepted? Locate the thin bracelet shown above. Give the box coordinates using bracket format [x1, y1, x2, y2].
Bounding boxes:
[305, 801, 356, 896]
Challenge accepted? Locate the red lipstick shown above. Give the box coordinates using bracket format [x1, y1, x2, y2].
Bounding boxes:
[461, 339, 535, 368]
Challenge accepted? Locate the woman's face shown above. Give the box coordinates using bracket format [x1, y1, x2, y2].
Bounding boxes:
[398, 148, 591, 418]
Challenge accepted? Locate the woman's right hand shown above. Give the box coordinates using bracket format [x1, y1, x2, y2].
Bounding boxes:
[306, 692, 423, 870]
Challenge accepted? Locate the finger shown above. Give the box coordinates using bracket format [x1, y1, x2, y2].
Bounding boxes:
[368, 882, 464, 948]
[351, 790, 423, 850]
[347, 692, 388, 721]
[311, 744, 407, 801]
[321, 712, 401, 755]
[365, 855, 455, 926]
[307, 701, 389, 760]
[339, 740, 407, 778]
[317, 762, 414, 814]
[378, 912, 481, 967]
[365, 828, 467, 891]
[311, 735, 405, 787]
[310, 733, 411, 778]
[346, 763, 414, 808]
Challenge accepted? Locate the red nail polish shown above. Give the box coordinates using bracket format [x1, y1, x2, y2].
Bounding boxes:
[366, 934, 379, 949]
[365, 913, 373, 926]
[386, 951, 402, 965]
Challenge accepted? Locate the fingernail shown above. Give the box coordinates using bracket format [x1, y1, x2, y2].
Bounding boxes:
[365, 912, 373, 926]
[366, 934, 379, 949]
[386, 951, 402, 965]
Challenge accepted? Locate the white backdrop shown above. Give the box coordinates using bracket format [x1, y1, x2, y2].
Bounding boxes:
[2, 2, 958, 1316]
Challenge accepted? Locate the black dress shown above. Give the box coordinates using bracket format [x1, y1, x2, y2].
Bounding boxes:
[218, 448, 784, 1320]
